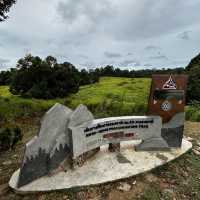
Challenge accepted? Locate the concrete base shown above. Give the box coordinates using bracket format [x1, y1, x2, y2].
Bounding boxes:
[135, 137, 170, 151]
[9, 139, 192, 193]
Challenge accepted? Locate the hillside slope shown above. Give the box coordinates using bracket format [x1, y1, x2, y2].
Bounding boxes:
[0, 76, 199, 121]
[0, 77, 151, 120]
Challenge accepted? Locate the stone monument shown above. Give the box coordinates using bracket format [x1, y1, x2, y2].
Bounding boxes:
[9, 74, 191, 192]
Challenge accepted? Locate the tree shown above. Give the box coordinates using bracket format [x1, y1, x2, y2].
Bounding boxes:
[10, 55, 82, 99]
[102, 65, 114, 76]
[79, 69, 90, 85]
[186, 53, 200, 102]
[186, 53, 200, 71]
[0, 70, 12, 85]
[0, 0, 16, 22]
[45, 56, 57, 68]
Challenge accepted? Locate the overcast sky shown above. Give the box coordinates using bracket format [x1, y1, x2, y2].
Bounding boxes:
[0, 0, 200, 70]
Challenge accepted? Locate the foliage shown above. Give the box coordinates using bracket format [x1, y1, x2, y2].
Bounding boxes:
[0, 77, 150, 120]
[68, 77, 151, 117]
[9, 54, 99, 99]
[0, 0, 16, 21]
[185, 53, 200, 103]
[185, 100, 200, 122]
[0, 69, 15, 85]
[186, 53, 200, 71]
[11, 126, 23, 149]
[0, 64, 184, 90]
[94, 65, 185, 78]
[0, 86, 65, 120]
[0, 53, 188, 101]
[0, 77, 198, 121]
[0, 127, 11, 151]
[188, 100, 200, 109]
[139, 183, 162, 200]
[0, 126, 22, 151]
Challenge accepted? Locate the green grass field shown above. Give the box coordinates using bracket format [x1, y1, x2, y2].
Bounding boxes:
[69, 77, 150, 117]
[0, 86, 65, 120]
[0, 76, 199, 121]
[0, 77, 151, 120]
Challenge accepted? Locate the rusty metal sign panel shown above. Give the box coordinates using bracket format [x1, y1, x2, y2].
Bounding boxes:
[148, 75, 188, 123]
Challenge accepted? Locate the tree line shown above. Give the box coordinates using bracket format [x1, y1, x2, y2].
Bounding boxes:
[0, 55, 99, 99]
[0, 53, 200, 102]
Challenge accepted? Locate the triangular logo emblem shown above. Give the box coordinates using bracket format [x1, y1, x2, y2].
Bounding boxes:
[163, 76, 177, 89]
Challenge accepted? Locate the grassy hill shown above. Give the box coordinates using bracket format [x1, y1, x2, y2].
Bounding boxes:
[0, 85, 65, 120]
[0, 76, 199, 121]
[0, 77, 151, 120]
[69, 77, 150, 117]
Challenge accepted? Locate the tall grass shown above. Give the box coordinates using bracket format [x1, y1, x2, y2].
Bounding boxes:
[67, 77, 151, 117]
[0, 86, 65, 120]
[186, 101, 200, 122]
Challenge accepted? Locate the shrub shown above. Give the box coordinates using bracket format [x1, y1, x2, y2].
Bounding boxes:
[133, 103, 147, 115]
[186, 54, 200, 102]
[186, 101, 200, 122]
[11, 127, 23, 149]
[0, 112, 6, 125]
[0, 126, 23, 152]
[0, 128, 12, 151]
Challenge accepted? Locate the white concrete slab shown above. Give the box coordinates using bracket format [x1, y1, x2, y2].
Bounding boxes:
[9, 139, 192, 193]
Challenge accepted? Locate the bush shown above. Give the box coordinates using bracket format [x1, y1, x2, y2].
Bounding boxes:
[0, 126, 23, 152]
[0, 128, 12, 151]
[186, 101, 200, 122]
[186, 53, 200, 102]
[0, 112, 6, 125]
[132, 103, 147, 115]
[11, 127, 23, 149]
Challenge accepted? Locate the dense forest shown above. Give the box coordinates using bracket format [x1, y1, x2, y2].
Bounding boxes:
[0, 53, 200, 102]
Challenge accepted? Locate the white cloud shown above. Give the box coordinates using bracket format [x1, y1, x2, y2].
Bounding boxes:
[104, 51, 122, 58]
[0, 0, 200, 70]
[177, 31, 191, 40]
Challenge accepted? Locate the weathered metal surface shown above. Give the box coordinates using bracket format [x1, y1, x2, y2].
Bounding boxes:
[148, 75, 188, 123]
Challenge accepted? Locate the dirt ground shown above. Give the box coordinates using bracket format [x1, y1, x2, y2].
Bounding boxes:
[0, 120, 200, 200]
